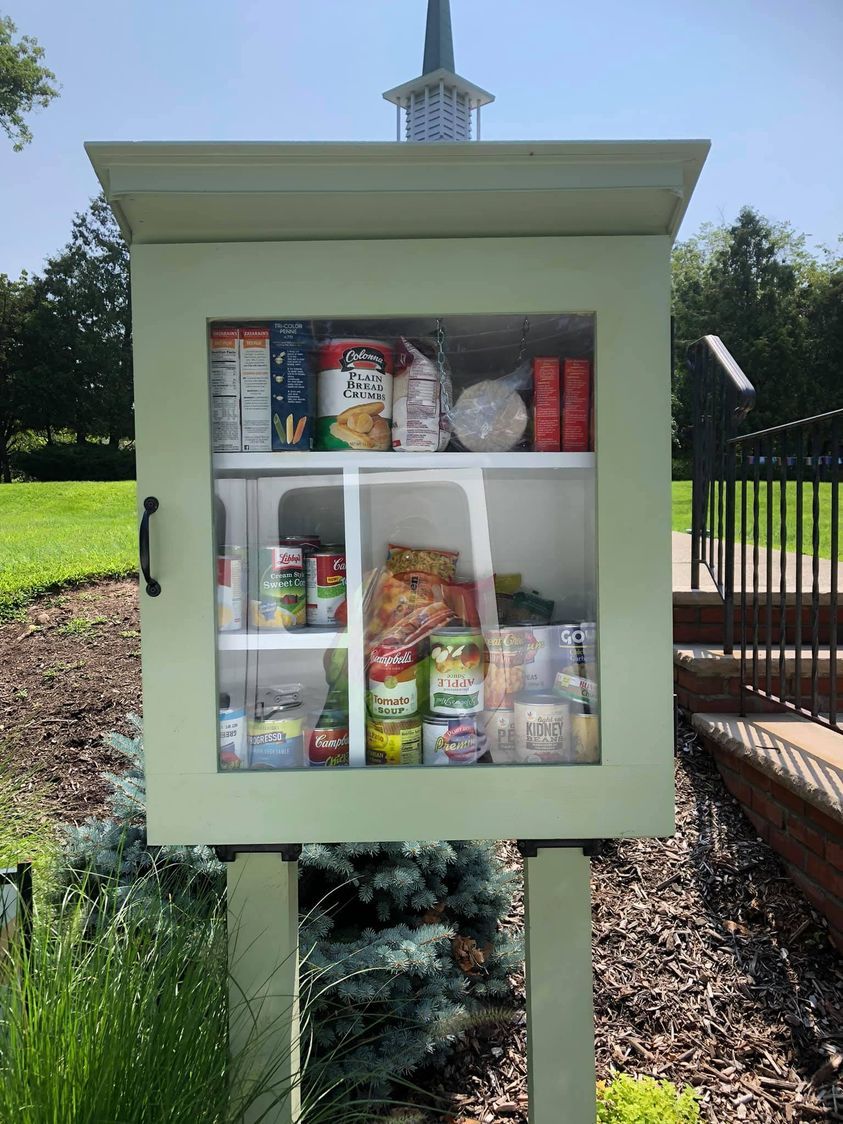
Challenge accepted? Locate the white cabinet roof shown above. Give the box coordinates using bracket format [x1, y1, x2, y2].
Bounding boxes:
[86, 140, 709, 246]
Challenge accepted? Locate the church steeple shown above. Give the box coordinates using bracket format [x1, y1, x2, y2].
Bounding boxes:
[423, 0, 455, 73]
[383, 0, 495, 142]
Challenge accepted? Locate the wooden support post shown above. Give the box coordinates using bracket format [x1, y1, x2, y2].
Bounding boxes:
[525, 847, 595, 1124]
[227, 853, 300, 1124]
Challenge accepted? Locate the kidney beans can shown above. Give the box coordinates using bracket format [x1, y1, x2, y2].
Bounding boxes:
[365, 716, 422, 765]
[514, 691, 571, 763]
[429, 628, 484, 715]
[368, 641, 426, 719]
[217, 554, 243, 632]
[422, 714, 485, 766]
[308, 711, 349, 767]
[306, 548, 346, 627]
[316, 339, 393, 451]
[250, 544, 306, 630]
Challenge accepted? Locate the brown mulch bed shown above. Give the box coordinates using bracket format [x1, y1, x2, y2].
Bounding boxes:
[2, 581, 843, 1121]
[0, 579, 142, 820]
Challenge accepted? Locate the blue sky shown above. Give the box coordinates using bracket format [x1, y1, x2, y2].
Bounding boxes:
[2, 0, 841, 277]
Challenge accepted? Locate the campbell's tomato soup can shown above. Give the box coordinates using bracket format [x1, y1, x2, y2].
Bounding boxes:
[308, 712, 349, 766]
[306, 547, 346, 627]
[422, 714, 486, 765]
[316, 339, 393, 451]
[367, 642, 426, 719]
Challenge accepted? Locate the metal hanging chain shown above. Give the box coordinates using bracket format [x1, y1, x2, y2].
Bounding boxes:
[435, 318, 448, 382]
[516, 316, 530, 365]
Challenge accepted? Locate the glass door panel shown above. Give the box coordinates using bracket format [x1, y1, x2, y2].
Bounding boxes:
[209, 312, 597, 771]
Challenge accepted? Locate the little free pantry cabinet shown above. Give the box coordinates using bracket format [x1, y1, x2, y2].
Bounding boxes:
[88, 140, 708, 848]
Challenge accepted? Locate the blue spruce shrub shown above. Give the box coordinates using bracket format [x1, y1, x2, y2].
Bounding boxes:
[60, 717, 521, 1090]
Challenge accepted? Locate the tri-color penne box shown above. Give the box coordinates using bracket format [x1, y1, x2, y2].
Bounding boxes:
[269, 321, 314, 451]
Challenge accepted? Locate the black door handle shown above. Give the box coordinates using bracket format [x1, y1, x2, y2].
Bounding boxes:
[139, 496, 161, 597]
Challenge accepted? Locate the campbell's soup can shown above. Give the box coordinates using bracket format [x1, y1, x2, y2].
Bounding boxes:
[429, 628, 484, 715]
[308, 712, 349, 766]
[250, 544, 305, 631]
[367, 642, 426, 719]
[514, 691, 571, 764]
[316, 339, 393, 451]
[422, 714, 485, 766]
[306, 547, 346, 627]
[217, 554, 243, 632]
[365, 716, 422, 766]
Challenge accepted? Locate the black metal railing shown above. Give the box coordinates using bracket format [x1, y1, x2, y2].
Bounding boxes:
[733, 411, 842, 730]
[689, 335, 756, 651]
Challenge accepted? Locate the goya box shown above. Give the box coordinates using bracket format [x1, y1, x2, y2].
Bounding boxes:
[270, 321, 314, 451]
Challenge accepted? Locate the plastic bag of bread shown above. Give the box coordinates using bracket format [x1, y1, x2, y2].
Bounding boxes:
[391, 338, 452, 453]
[448, 362, 532, 452]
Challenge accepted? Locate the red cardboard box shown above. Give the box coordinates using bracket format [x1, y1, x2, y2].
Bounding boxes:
[562, 359, 592, 452]
[532, 357, 561, 451]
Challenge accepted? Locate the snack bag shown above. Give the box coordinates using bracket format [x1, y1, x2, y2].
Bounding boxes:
[392, 338, 452, 452]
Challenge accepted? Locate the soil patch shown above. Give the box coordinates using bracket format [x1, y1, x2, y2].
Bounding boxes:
[0, 579, 141, 821]
[3, 581, 843, 1121]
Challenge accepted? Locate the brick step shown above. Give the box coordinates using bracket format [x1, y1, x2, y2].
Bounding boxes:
[692, 713, 843, 953]
[673, 591, 842, 646]
[674, 645, 843, 716]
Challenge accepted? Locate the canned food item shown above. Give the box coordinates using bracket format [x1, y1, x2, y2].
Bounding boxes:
[217, 554, 243, 632]
[366, 716, 422, 766]
[219, 692, 246, 771]
[306, 548, 346, 628]
[308, 711, 349, 766]
[553, 670, 598, 709]
[316, 339, 394, 451]
[429, 628, 484, 715]
[514, 691, 571, 764]
[570, 709, 600, 763]
[555, 621, 597, 680]
[248, 686, 305, 769]
[368, 641, 426, 719]
[521, 624, 556, 690]
[250, 544, 306, 630]
[482, 708, 517, 764]
[422, 714, 485, 766]
[281, 534, 321, 555]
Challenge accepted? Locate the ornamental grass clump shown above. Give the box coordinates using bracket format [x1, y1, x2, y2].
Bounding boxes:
[597, 1073, 701, 1124]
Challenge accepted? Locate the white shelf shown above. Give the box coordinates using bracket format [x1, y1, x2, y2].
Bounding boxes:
[218, 630, 348, 652]
[214, 451, 595, 473]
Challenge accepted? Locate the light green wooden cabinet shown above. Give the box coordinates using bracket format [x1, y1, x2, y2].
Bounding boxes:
[88, 141, 708, 848]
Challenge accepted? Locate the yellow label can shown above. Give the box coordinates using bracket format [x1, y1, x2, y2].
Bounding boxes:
[365, 716, 422, 766]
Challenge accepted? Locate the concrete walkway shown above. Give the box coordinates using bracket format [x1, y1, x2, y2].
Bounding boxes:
[672, 531, 840, 598]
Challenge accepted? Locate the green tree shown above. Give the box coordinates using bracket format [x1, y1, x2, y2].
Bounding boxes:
[23, 195, 133, 446]
[0, 15, 58, 150]
[671, 207, 842, 457]
[0, 271, 36, 482]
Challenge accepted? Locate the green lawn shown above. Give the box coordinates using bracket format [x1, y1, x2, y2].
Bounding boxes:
[672, 481, 840, 561]
[0, 481, 137, 618]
